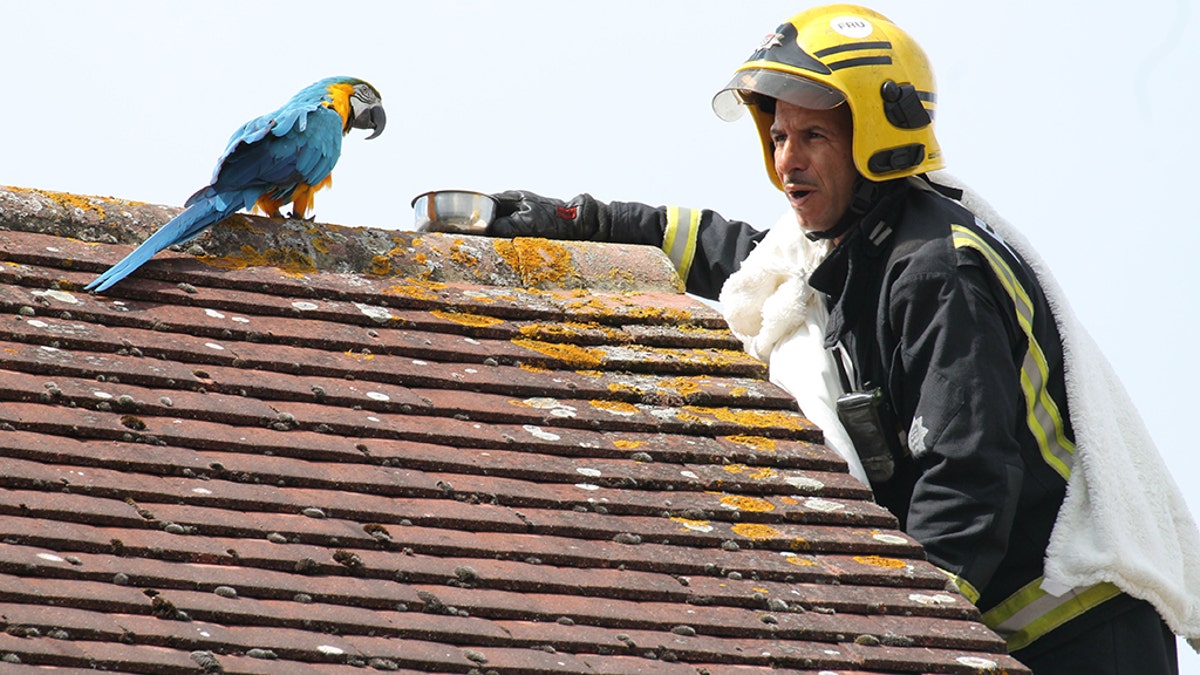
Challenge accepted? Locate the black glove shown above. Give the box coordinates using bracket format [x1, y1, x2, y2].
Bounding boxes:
[488, 191, 610, 240]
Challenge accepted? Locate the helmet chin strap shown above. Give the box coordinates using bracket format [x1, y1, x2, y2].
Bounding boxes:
[803, 176, 880, 242]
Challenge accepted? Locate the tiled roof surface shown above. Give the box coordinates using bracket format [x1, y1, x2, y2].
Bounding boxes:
[0, 187, 1029, 674]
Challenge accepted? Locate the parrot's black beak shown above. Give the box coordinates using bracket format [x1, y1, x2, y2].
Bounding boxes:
[353, 104, 387, 140]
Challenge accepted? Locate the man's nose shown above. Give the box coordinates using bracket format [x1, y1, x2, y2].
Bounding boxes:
[775, 139, 809, 177]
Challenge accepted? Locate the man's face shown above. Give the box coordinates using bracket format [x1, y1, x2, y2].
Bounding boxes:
[769, 100, 859, 237]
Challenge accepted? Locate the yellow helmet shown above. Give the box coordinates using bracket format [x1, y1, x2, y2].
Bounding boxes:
[713, 4, 943, 189]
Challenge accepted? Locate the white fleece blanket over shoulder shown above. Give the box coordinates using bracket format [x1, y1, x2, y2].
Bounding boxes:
[719, 211, 869, 486]
[720, 172, 1200, 646]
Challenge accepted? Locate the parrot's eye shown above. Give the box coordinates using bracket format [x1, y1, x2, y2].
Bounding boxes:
[353, 84, 380, 104]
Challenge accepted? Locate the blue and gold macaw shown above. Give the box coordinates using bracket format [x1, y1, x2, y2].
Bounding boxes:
[86, 76, 386, 293]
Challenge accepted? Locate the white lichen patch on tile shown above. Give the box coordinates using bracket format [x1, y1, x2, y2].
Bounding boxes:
[514, 397, 577, 418]
[802, 498, 845, 513]
[354, 302, 394, 322]
[32, 289, 79, 304]
[784, 475, 825, 492]
[523, 424, 560, 441]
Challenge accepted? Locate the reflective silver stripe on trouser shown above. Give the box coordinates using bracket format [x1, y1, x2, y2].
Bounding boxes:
[662, 206, 700, 283]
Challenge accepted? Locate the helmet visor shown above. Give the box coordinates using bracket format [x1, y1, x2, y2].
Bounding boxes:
[712, 68, 845, 121]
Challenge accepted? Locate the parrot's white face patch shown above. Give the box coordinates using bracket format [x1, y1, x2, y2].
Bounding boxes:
[831, 16, 873, 39]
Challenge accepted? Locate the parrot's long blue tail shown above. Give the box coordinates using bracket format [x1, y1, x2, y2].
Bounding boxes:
[85, 198, 233, 293]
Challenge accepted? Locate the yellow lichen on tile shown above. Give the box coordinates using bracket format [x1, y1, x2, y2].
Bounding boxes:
[200, 244, 315, 276]
[382, 277, 447, 302]
[721, 464, 777, 480]
[589, 400, 639, 416]
[674, 410, 708, 425]
[853, 555, 908, 569]
[627, 306, 693, 323]
[345, 350, 376, 361]
[731, 523, 779, 540]
[217, 216, 270, 236]
[560, 321, 628, 342]
[726, 435, 777, 453]
[685, 406, 810, 432]
[784, 555, 817, 567]
[671, 517, 714, 533]
[511, 338, 603, 369]
[493, 238, 579, 288]
[311, 237, 331, 254]
[659, 377, 702, 400]
[368, 255, 392, 276]
[518, 323, 580, 339]
[382, 284, 438, 302]
[407, 277, 448, 290]
[607, 382, 645, 396]
[430, 309, 504, 328]
[448, 241, 480, 270]
[9, 186, 111, 220]
[613, 439, 645, 450]
[564, 297, 614, 313]
[719, 495, 775, 512]
[629, 347, 760, 371]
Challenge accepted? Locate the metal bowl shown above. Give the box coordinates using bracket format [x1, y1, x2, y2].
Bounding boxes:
[411, 190, 497, 234]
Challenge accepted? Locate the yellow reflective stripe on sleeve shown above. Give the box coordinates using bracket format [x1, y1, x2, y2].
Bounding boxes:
[937, 567, 981, 604]
[982, 578, 1121, 653]
[662, 206, 700, 282]
[950, 224, 1075, 480]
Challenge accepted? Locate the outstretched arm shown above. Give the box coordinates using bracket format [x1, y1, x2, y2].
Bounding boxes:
[488, 190, 766, 300]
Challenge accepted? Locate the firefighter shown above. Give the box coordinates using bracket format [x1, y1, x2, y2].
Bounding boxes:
[481, 6, 1195, 672]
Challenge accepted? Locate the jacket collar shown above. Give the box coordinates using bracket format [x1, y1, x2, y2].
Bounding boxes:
[808, 179, 910, 348]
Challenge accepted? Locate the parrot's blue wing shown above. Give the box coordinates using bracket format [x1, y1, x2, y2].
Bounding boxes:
[210, 106, 344, 201]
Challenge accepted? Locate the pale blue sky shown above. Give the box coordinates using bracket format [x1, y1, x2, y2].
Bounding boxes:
[4, 1, 1199, 667]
